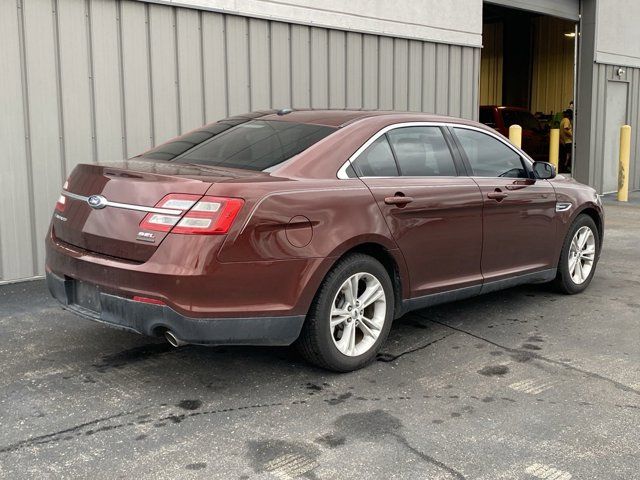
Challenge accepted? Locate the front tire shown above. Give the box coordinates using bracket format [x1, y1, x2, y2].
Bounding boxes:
[296, 253, 395, 372]
[553, 214, 600, 294]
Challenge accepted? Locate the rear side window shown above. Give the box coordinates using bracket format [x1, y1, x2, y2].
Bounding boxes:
[351, 136, 399, 177]
[141, 120, 335, 171]
[454, 128, 528, 178]
[386, 127, 457, 176]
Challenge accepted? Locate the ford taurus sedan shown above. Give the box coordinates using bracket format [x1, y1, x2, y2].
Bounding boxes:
[46, 110, 603, 372]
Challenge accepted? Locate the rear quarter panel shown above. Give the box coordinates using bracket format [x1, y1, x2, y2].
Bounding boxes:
[216, 180, 395, 261]
[205, 177, 408, 314]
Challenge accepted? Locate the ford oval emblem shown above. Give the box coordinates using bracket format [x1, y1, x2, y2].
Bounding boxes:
[87, 195, 108, 210]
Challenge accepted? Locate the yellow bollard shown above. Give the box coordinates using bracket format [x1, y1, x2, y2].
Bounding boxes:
[618, 124, 631, 202]
[509, 124, 522, 148]
[549, 128, 559, 170]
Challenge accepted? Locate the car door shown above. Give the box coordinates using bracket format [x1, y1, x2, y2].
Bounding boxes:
[450, 126, 557, 284]
[348, 125, 484, 298]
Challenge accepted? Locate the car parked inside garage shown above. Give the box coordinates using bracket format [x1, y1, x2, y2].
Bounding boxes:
[480, 105, 550, 162]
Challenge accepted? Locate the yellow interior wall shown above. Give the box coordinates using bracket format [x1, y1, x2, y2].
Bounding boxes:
[481, 16, 575, 113]
[480, 22, 503, 105]
[530, 16, 575, 114]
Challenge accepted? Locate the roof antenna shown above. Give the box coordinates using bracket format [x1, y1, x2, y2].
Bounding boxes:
[277, 108, 293, 116]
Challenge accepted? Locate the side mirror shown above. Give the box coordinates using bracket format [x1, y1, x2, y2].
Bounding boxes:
[533, 161, 556, 179]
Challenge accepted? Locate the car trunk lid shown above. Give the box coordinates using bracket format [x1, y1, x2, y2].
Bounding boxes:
[53, 159, 244, 262]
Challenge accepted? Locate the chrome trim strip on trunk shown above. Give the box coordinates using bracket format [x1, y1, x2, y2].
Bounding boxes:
[62, 191, 183, 216]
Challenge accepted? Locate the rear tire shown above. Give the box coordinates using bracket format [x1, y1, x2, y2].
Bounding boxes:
[296, 253, 395, 372]
[552, 214, 600, 294]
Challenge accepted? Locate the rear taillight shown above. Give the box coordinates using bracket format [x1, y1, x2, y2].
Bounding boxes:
[140, 194, 244, 235]
[55, 194, 66, 212]
[55, 181, 69, 212]
[139, 194, 200, 232]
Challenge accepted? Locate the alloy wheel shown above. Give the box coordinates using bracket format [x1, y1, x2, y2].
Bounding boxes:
[568, 226, 596, 285]
[329, 272, 387, 357]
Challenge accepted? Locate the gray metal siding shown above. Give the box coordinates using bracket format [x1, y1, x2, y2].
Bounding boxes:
[576, 62, 640, 193]
[0, 0, 480, 283]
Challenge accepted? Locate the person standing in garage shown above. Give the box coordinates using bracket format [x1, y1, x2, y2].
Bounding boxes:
[560, 109, 573, 173]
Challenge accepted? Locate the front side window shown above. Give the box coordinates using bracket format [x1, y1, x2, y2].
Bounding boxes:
[454, 128, 528, 178]
[386, 127, 457, 176]
[350, 136, 399, 177]
[141, 120, 335, 171]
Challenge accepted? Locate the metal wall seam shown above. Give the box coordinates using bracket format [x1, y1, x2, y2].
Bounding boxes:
[408, 40, 422, 112]
[145, 3, 155, 146]
[291, 24, 311, 108]
[116, 0, 128, 158]
[198, 10, 206, 125]
[85, 0, 97, 166]
[52, 0, 67, 181]
[173, 7, 182, 133]
[17, 0, 39, 277]
[288, 23, 294, 109]
[633, 68, 640, 189]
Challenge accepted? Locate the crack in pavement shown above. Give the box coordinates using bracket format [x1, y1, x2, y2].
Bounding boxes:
[419, 315, 640, 397]
[392, 432, 467, 479]
[0, 400, 308, 454]
[377, 331, 456, 362]
[0, 408, 146, 454]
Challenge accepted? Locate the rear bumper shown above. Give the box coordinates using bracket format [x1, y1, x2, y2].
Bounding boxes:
[46, 271, 305, 346]
[45, 227, 330, 319]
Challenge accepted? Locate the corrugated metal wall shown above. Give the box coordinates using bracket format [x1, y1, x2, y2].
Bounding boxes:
[576, 63, 640, 193]
[0, 0, 481, 283]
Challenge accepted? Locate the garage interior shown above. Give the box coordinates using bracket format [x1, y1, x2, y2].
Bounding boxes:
[480, 3, 577, 162]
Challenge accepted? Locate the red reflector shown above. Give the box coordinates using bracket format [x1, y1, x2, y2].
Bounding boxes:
[132, 296, 166, 305]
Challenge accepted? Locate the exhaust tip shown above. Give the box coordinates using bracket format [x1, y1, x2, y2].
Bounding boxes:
[164, 330, 186, 348]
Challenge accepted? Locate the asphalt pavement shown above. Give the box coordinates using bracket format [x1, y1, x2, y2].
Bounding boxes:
[1, 198, 638, 479]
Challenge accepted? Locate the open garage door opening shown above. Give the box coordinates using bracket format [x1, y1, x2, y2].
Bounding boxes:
[480, 3, 578, 173]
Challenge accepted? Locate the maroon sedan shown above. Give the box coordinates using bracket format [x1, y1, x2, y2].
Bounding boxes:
[480, 105, 550, 162]
[46, 110, 603, 371]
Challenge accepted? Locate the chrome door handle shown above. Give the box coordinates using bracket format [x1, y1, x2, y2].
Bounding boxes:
[384, 196, 414, 206]
[487, 191, 508, 201]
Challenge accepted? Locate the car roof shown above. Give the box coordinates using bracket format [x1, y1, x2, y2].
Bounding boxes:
[253, 109, 480, 128]
[480, 105, 531, 113]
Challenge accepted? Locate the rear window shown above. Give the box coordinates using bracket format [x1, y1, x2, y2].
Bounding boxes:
[501, 109, 541, 131]
[479, 108, 495, 126]
[140, 120, 335, 171]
